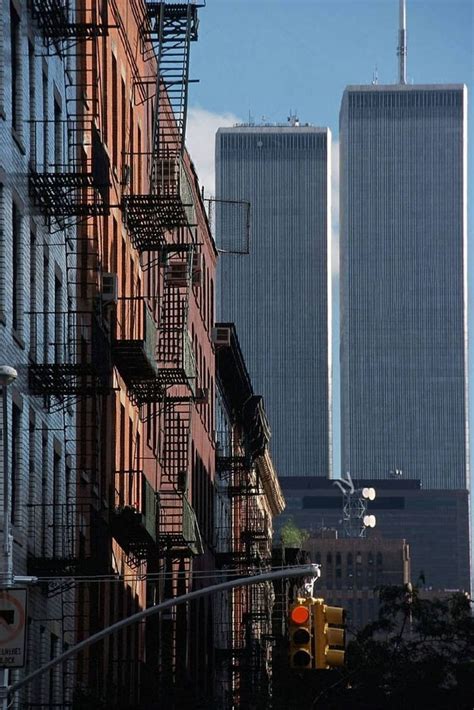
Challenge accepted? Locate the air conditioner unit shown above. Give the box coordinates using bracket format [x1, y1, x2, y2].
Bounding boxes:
[195, 387, 209, 405]
[101, 273, 118, 303]
[212, 326, 231, 347]
[166, 262, 188, 287]
[192, 253, 203, 287]
[121, 163, 131, 187]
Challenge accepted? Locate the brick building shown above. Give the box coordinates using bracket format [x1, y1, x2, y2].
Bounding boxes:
[214, 323, 285, 709]
[304, 532, 410, 629]
[0, 0, 218, 707]
[0, 0, 81, 706]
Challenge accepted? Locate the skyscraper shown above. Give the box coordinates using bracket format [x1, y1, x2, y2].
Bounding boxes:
[339, 83, 468, 486]
[215, 124, 332, 478]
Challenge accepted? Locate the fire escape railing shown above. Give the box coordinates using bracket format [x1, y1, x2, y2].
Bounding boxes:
[29, 120, 110, 222]
[28, 311, 110, 397]
[122, 2, 200, 252]
[111, 471, 159, 566]
[31, 0, 108, 40]
[111, 298, 165, 406]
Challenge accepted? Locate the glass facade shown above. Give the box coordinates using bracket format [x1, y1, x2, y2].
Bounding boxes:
[215, 126, 332, 478]
[340, 84, 469, 490]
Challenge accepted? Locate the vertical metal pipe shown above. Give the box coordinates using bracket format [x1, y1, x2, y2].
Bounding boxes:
[1, 385, 10, 710]
[2, 384, 11, 586]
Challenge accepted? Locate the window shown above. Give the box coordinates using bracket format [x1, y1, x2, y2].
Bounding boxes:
[10, 3, 21, 132]
[43, 252, 49, 362]
[41, 432, 48, 554]
[137, 125, 142, 193]
[121, 77, 126, 175]
[28, 41, 35, 150]
[54, 275, 62, 362]
[129, 102, 134, 193]
[54, 97, 62, 171]
[0, 186, 4, 314]
[29, 231, 37, 359]
[42, 69, 48, 169]
[49, 634, 59, 706]
[12, 202, 22, 332]
[111, 54, 117, 166]
[11, 403, 20, 525]
[52, 451, 61, 556]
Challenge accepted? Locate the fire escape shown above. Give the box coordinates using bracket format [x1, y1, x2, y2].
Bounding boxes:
[28, 1, 110, 400]
[26, 9, 111, 707]
[119, 3, 203, 563]
[123, 1, 200, 253]
[215, 450, 273, 705]
[110, 470, 159, 569]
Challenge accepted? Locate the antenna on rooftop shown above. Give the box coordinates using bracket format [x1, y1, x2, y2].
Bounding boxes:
[372, 65, 379, 85]
[397, 0, 407, 84]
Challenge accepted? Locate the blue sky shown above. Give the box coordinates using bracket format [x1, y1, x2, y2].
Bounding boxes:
[185, 0, 474, 476]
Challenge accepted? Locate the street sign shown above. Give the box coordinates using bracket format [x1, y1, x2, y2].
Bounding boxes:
[0, 588, 27, 668]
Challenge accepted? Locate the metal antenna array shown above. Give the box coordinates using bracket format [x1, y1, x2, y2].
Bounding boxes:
[397, 0, 407, 84]
[334, 474, 377, 538]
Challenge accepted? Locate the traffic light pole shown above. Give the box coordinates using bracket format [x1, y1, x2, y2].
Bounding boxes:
[8, 564, 319, 701]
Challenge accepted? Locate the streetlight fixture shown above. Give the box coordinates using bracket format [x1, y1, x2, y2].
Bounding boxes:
[0, 365, 17, 588]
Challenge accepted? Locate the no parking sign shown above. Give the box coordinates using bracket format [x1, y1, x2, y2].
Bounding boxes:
[0, 588, 27, 668]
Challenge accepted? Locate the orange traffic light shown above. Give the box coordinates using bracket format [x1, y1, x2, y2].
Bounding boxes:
[289, 599, 313, 669]
[313, 600, 346, 669]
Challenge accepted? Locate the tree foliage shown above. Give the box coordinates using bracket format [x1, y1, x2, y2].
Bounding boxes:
[280, 517, 309, 548]
[316, 585, 474, 709]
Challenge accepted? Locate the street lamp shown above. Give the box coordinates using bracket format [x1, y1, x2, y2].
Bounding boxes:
[0, 366, 17, 588]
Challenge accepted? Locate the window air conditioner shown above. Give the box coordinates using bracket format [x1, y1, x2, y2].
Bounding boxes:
[212, 327, 231, 347]
[192, 253, 203, 287]
[101, 273, 118, 303]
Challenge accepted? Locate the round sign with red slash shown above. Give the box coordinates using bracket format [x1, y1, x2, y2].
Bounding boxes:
[0, 590, 26, 645]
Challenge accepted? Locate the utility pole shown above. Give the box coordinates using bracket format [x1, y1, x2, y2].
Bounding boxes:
[0, 367, 37, 710]
[8, 565, 320, 702]
[0, 366, 17, 710]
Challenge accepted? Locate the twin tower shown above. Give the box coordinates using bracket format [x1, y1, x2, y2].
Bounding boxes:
[215, 80, 468, 495]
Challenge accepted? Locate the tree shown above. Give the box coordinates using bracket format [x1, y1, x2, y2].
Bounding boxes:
[280, 518, 309, 548]
[313, 585, 474, 709]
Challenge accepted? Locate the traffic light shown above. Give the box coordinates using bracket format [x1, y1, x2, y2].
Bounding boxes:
[313, 600, 346, 669]
[288, 598, 313, 669]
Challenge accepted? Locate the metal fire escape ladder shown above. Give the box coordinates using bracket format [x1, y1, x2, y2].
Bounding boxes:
[148, 2, 199, 179]
[156, 246, 196, 393]
[158, 400, 203, 557]
[123, 3, 200, 253]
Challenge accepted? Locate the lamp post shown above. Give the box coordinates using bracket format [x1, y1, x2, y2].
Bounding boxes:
[0, 366, 17, 588]
[0, 366, 17, 710]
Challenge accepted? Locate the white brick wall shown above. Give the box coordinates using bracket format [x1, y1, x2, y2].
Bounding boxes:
[0, 1, 77, 706]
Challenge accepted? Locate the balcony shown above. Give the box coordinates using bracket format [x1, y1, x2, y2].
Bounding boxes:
[112, 298, 164, 405]
[111, 472, 158, 562]
[122, 158, 195, 253]
[29, 121, 110, 222]
[28, 311, 110, 397]
[157, 320, 197, 394]
[157, 491, 203, 556]
[26, 503, 100, 575]
[31, 0, 108, 40]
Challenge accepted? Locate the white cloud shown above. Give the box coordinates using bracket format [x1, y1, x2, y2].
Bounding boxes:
[331, 138, 340, 276]
[186, 108, 340, 276]
[186, 106, 242, 197]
